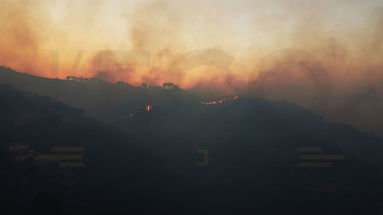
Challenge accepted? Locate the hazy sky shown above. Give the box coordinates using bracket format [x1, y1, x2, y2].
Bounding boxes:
[1, 0, 383, 134]
[39, 0, 382, 52]
[1, 0, 382, 86]
[0, 0, 383, 83]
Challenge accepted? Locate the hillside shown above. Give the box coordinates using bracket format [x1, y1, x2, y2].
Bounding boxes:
[0, 84, 173, 215]
[2, 68, 383, 214]
[0, 66, 197, 122]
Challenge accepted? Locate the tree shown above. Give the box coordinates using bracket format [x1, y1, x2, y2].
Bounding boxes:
[162, 82, 179, 90]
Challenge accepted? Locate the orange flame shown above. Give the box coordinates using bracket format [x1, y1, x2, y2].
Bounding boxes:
[145, 105, 153, 111]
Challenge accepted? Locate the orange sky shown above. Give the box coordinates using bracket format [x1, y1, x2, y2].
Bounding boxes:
[1, 0, 382, 89]
[1, 0, 383, 134]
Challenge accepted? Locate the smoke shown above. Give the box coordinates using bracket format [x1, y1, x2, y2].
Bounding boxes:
[1, 0, 383, 134]
[246, 7, 383, 135]
[0, 0, 48, 75]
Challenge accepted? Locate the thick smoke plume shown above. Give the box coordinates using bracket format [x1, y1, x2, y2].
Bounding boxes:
[1, 0, 383, 135]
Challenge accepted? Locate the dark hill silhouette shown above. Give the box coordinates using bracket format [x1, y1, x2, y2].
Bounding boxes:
[1, 67, 382, 167]
[0, 84, 178, 215]
[2, 67, 383, 214]
[124, 96, 383, 214]
[0, 66, 197, 123]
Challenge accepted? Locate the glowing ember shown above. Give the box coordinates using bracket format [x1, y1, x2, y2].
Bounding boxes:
[201, 96, 239, 105]
[126, 96, 238, 119]
[145, 105, 153, 111]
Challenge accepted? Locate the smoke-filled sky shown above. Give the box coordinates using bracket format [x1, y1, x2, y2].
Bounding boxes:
[1, 0, 382, 82]
[1, 0, 383, 134]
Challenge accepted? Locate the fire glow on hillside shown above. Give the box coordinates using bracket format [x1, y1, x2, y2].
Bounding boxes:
[201, 96, 239, 105]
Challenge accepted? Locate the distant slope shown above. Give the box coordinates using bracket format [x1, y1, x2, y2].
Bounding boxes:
[2, 66, 382, 167]
[0, 66, 196, 122]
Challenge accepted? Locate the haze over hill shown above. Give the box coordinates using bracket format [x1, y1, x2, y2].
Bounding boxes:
[1, 65, 383, 138]
[1, 0, 383, 136]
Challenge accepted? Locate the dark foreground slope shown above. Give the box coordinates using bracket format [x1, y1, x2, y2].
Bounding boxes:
[0, 84, 177, 215]
[124, 97, 383, 215]
[2, 68, 383, 214]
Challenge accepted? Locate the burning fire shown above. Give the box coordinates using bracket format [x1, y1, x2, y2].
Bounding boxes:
[201, 96, 239, 106]
[126, 104, 153, 119]
[127, 97, 239, 120]
[145, 105, 153, 111]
